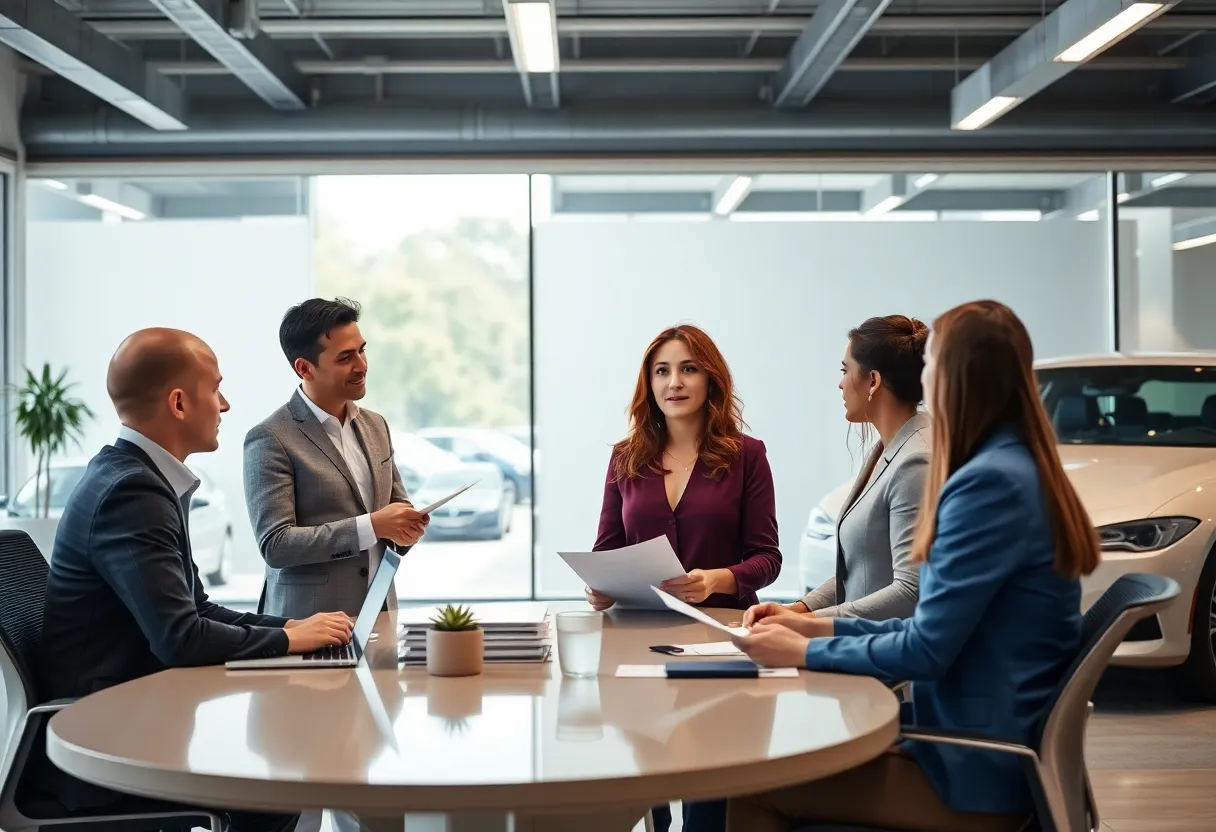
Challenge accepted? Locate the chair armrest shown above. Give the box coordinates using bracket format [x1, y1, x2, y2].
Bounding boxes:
[27, 698, 78, 718]
[899, 728, 1038, 760]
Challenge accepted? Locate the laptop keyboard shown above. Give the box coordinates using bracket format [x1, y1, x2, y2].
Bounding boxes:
[304, 643, 355, 662]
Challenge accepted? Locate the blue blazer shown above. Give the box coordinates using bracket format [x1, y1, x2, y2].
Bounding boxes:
[805, 429, 1082, 816]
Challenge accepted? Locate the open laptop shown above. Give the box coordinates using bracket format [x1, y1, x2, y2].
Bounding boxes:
[225, 546, 402, 670]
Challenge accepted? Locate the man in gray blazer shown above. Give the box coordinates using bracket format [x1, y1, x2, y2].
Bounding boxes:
[244, 298, 428, 619]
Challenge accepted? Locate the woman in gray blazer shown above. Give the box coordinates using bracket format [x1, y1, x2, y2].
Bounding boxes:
[749, 315, 930, 624]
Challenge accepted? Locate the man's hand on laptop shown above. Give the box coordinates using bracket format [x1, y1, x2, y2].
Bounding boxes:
[371, 502, 430, 547]
[284, 612, 354, 654]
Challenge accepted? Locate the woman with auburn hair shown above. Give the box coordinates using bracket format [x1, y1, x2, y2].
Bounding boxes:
[588, 324, 782, 612]
[727, 301, 1100, 832]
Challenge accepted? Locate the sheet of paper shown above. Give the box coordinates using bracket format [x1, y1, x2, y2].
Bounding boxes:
[615, 664, 797, 679]
[676, 641, 744, 657]
[418, 481, 478, 515]
[652, 586, 749, 637]
[558, 536, 687, 610]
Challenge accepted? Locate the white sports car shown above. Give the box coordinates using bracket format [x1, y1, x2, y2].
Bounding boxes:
[800, 353, 1216, 701]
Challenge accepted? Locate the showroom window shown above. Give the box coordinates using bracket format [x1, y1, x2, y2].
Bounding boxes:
[0, 167, 9, 497]
[531, 171, 1115, 599]
[19, 174, 533, 604]
[1109, 170, 1216, 354]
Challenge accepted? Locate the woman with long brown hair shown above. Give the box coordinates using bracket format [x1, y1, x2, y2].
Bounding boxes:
[728, 301, 1100, 832]
[588, 324, 782, 611]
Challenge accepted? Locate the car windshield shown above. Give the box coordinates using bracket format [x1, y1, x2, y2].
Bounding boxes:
[13, 466, 87, 512]
[1038, 364, 1216, 447]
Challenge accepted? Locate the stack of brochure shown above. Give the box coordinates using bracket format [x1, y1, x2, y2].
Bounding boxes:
[397, 601, 553, 665]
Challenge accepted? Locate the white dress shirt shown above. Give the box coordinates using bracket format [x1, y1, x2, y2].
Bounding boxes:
[297, 388, 380, 584]
[118, 426, 199, 501]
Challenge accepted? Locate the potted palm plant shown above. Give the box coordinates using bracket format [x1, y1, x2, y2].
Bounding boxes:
[2, 364, 93, 556]
[426, 604, 483, 677]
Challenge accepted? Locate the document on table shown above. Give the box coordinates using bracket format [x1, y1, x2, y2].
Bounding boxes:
[615, 665, 797, 678]
[558, 535, 687, 609]
[652, 586, 749, 637]
[417, 481, 478, 515]
[675, 641, 744, 656]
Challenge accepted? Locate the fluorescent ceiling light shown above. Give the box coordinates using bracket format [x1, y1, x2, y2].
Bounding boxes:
[1078, 209, 1100, 221]
[1173, 233, 1216, 251]
[1116, 192, 1131, 203]
[913, 174, 940, 189]
[713, 176, 753, 215]
[864, 194, 905, 216]
[79, 194, 146, 220]
[730, 212, 863, 222]
[1055, 3, 1165, 63]
[505, 2, 558, 73]
[1151, 172, 1189, 188]
[955, 96, 1020, 131]
[39, 179, 68, 190]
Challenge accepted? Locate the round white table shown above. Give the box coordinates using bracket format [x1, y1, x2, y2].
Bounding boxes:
[47, 605, 900, 832]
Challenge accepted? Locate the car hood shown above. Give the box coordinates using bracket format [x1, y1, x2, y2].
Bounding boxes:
[1056, 444, 1216, 525]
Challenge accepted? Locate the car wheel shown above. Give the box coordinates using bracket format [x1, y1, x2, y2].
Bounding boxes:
[206, 531, 232, 587]
[1169, 549, 1216, 702]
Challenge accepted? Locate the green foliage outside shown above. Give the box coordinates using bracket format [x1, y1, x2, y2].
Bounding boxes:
[7, 363, 93, 517]
[314, 215, 530, 432]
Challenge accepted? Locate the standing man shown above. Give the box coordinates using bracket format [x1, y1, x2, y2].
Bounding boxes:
[245, 297, 427, 620]
[39, 328, 352, 832]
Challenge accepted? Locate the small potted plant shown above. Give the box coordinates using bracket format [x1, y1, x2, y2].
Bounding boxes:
[426, 604, 483, 677]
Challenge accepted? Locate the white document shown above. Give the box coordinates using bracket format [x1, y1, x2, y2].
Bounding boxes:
[676, 641, 744, 657]
[652, 586, 749, 637]
[558, 536, 687, 610]
[418, 481, 478, 515]
[615, 665, 797, 679]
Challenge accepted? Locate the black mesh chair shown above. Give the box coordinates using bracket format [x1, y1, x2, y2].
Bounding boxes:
[0, 530, 225, 832]
[800, 573, 1180, 832]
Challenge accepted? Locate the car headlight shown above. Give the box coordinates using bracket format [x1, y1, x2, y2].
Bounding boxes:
[804, 505, 836, 540]
[1096, 517, 1199, 552]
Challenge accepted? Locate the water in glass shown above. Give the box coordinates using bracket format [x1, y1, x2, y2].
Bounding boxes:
[556, 611, 603, 677]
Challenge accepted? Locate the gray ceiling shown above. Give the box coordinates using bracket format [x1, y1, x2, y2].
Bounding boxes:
[13, 0, 1216, 159]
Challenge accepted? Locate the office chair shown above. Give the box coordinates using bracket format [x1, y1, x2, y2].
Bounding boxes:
[799, 572, 1180, 832]
[0, 530, 226, 832]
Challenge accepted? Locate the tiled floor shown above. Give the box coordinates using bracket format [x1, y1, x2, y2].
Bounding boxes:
[1086, 667, 1216, 831]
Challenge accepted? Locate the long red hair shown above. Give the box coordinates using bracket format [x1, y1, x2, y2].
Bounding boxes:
[612, 325, 745, 481]
[911, 301, 1099, 579]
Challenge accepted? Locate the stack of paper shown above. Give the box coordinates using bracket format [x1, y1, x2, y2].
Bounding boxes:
[397, 601, 554, 665]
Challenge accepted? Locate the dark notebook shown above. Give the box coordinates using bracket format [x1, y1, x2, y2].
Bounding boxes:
[664, 660, 760, 678]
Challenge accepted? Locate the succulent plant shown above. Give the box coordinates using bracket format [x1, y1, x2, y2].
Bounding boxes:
[429, 604, 479, 632]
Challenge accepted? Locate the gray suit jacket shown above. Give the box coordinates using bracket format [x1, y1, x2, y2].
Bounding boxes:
[801, 412, 931, 619]
[244, 390, 411, 619]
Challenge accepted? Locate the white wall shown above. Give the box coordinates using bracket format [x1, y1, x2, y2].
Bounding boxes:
[534, 220, 1113, 598]
[25, 218, 314, 574]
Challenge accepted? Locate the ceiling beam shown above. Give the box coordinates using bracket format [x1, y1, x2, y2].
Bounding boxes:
[503, 0, 560, 109]
[0, 0, 185, 130]
[772, 0, 895, 109]
[951, 0, 1178, 131]
[86, 14, 1216, 40]
[1169, 34, 1216, 103]
[712, 176, 754, 215]
[144, 0, 305, 109]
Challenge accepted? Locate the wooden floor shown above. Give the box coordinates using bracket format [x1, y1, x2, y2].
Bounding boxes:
[1088, 667, 1216, 830]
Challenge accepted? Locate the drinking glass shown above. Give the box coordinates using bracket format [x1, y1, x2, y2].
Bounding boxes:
[556, 610, 603, 678]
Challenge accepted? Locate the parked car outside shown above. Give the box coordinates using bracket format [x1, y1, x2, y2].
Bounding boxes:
[390, 430, 464, 496]
[419, 427, 532, 503]
[413, 463, 512, 541]
[5, 459, 233, 585]
[798, 480, 851, 594]
[801, 353, 1216, 702]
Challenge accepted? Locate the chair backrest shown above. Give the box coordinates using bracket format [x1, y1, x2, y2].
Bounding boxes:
[1035, 573, 1180, 831]
[0, 530, 49, 708]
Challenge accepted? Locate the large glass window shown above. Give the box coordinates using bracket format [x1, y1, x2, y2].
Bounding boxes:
[17, 174, 532, 604]
[532, 172, 1114, 599]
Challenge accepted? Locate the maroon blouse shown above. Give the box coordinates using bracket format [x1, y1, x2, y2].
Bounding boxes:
[593, 434, 782, 609]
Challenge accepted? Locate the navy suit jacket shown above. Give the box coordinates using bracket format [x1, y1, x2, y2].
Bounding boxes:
[806, 429, 1082, 816]
[40, 439, 290, 703]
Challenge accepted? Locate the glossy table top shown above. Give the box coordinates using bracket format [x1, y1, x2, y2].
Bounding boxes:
[47, 604, 900, 814]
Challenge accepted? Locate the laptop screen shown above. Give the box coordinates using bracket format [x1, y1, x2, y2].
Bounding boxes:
[353, 547, 402, 650]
